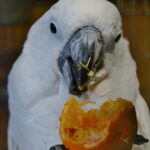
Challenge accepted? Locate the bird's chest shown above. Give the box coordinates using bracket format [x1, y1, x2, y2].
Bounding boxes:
[86, 71, 137, 103]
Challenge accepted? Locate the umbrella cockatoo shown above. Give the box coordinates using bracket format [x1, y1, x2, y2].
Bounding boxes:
[8, 0, 150, 150]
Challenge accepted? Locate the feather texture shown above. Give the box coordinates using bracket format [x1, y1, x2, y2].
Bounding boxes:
[8, 0, 150, 149]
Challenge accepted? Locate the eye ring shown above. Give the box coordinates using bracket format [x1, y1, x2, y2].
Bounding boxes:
[50, 22, 57, 34]
[115, 33, 121, 43]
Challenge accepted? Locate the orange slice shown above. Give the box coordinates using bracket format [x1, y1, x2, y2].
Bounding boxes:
[59, 97, 137, 150]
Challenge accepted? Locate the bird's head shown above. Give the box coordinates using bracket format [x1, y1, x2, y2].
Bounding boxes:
[47, 0, 122, 96]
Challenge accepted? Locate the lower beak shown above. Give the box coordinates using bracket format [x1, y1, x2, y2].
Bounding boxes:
[58, 26, 104, 96]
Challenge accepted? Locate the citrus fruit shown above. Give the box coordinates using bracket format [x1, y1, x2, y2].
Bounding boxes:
[59, 97, 137, 150]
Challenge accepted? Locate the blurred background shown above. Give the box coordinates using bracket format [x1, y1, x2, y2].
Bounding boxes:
[0, 0, 150, 149]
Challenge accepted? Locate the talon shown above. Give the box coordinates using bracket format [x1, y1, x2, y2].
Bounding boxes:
[50, 144, 68, 150]
[134, 134, 149, 145]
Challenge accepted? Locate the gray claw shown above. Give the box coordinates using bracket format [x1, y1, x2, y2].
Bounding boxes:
[134, 134, 149, 145]
[49, 145, 68, 150]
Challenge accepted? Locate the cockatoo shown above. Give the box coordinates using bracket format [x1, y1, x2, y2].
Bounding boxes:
[8, 0, 150, 150]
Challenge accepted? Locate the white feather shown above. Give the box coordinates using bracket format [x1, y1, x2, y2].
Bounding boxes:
[8, 0, 150, 149]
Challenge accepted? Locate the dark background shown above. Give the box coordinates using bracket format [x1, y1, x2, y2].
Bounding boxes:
[0, 0, 150, 149]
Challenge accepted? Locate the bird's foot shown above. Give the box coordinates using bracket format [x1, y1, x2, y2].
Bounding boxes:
[134, 134, 149, 145]
[49, 144, 68, 150]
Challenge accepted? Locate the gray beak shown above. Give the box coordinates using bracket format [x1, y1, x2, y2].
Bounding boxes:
[58, 26, 104, 96]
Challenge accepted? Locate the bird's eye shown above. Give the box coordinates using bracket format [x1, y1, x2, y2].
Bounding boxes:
[115, 33, 121, 43]
[50, 23, 57, 34]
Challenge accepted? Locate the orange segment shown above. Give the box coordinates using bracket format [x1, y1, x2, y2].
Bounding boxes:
[59, 97, 137, 150]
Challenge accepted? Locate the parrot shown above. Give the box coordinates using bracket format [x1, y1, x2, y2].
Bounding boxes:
[7, 0, 150, 150]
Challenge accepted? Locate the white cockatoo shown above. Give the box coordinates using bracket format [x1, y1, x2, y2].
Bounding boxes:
[8, 0, 150, 150]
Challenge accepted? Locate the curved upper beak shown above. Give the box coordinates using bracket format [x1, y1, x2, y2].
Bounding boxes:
[58, 26, 104, 96]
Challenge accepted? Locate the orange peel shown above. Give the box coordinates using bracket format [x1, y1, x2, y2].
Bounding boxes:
[59, 97, 137, 150]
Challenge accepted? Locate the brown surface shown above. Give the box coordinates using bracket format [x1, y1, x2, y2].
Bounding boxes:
[0, 101, 9, 150]
[122, 13, 150, 107]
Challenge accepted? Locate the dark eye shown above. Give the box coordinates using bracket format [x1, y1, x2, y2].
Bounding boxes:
[50, 23, 57, 34]
[115, 33, 121, 43]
